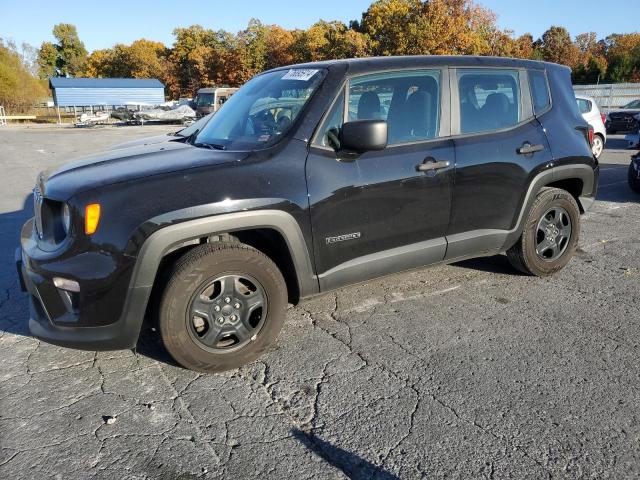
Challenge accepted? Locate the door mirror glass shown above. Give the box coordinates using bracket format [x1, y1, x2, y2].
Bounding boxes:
[341, 120, 388, 152]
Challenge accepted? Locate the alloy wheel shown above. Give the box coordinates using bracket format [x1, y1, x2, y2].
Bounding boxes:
[592, 135, 604, 158]
[187, 274, 266, 352]
[535, 207, 572, 261]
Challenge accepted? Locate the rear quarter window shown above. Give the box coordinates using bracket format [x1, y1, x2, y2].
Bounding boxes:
[529, 70, 551, 114]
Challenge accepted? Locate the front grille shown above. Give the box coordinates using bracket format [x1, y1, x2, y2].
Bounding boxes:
[33, 186, 44, 240]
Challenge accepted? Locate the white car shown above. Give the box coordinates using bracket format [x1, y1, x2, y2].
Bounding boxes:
[576, 95, 606, 158]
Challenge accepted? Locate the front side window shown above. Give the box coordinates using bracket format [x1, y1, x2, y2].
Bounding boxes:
[624, 99, 640, 109]
[458, 69, 521, 134]
[317, 90, 345, 150]
[348, 70, 441, 145]
[195, 68, 326, 150]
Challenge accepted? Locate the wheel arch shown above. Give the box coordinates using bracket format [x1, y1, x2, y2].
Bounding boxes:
[502, 164, 596, 250]
[120, 210, 319, 346]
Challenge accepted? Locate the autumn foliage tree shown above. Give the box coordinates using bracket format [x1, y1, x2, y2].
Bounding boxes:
[21, 0, 640, 101]
[0, 38, 48, 110]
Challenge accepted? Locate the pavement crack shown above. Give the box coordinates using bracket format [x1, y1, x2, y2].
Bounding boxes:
[431, 394, 553, 479]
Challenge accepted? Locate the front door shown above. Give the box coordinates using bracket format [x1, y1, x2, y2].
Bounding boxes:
[306, 69, 454, 291]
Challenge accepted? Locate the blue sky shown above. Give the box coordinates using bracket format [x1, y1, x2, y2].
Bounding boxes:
[1, 0, 638, 52]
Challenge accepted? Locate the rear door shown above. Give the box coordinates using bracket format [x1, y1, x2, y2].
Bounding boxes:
[446, 67, 553, 259]
[306, 68, 454, 290]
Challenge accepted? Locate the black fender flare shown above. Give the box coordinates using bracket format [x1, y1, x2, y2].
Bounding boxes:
[117, 209, 318, 348]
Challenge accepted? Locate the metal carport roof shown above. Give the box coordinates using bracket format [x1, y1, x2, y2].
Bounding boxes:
[49, 78, 165, 107]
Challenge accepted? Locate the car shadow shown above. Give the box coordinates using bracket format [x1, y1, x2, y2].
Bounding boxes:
[135, 326, 182, 367]
[603, 137, 631, 150]
[596, 159, 638, 204]
[0, 195, 33, 339]
[452, 254, 525, 275]
[291, 428, 400, 479]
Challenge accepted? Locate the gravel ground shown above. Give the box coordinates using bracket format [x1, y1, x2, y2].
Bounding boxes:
[0, 125, 638, 479]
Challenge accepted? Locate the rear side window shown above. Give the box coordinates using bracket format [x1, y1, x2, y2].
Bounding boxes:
[529, 70, 551, 114]
[576, 98, 592, 114]
[457, 69, 520, 134]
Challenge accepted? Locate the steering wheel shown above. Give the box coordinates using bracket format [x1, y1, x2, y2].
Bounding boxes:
[326, 129, 340, 150]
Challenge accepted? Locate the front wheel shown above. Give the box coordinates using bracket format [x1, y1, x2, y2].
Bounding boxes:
[158, 242, 287, 373]
[507, 187, 580, 276]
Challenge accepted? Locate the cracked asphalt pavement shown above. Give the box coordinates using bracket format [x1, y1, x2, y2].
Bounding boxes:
[1, 125, 639, 479]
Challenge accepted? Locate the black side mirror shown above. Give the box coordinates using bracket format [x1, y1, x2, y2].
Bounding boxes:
[341, 120, 388, 152]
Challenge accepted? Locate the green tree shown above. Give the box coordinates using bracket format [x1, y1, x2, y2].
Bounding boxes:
[37, 23, 87, 77]
[573, 55, 607, 84]
[37, 41, 57, 78]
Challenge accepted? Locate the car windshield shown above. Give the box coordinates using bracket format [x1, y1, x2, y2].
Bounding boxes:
[196, 93, 214, 107]
[193, 68, 326, 150]
[623, 99, 640, 109]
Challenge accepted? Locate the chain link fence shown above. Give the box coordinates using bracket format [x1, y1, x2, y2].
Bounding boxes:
[573, 83, 640, 112]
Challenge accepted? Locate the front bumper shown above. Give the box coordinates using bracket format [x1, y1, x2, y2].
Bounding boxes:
[17, 220, 143, 351]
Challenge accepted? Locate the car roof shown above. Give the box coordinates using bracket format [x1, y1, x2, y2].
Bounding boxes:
[575, 94, 595, 101]
[268, 55, 568, 76]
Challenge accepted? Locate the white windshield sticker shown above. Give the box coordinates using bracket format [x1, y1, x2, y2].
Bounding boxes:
[281, 69, 319, 81]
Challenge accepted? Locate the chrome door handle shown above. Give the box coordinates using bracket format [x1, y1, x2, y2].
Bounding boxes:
[517, 143, 544, 155]
[417, 160, 450, 172]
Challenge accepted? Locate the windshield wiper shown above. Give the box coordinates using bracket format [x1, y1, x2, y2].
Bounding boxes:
[193, 141, 226, 150]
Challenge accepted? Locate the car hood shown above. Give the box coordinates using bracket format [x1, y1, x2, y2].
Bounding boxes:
[608, 108, 640, 115]
[41, 141, 249, 200]
[109, 133, 181, 150]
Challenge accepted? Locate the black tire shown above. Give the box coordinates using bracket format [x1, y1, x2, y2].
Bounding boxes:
[158, 242, 287, 373]
[507, 187, 580, 277]
[629, 162, 640, 193]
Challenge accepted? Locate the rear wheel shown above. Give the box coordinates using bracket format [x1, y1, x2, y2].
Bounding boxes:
[629, 162, 640, 193]
[507, 187, 580, 276]
[158, 242, 287, 373]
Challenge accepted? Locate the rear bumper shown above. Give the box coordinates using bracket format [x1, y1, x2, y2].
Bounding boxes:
[577, 163, 599, 213]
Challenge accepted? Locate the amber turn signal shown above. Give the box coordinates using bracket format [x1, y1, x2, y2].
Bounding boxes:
[84, 203, 101, 235]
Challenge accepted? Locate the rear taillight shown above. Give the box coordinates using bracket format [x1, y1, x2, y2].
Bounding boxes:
[601, 113, 606, 124]
[588, 126, 594, 146]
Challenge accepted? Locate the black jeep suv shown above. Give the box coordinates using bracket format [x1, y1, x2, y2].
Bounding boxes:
[17, 56, 598, 372]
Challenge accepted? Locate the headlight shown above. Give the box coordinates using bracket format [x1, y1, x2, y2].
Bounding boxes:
[62, 203, 71, 235]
